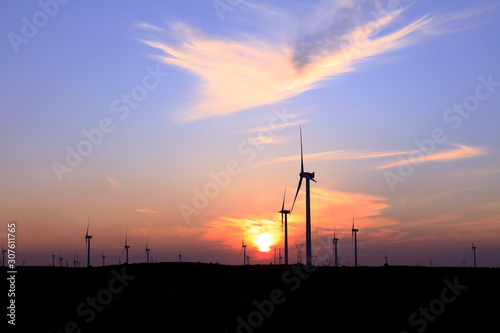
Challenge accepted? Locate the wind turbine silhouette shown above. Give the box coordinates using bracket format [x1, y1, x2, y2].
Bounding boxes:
[351, 214, 359, 267]
[331, 229, 339, 267]
[291, 126, 316, 268]
[279, 185, 291, 265]
[240, 235, 247, 266]
[52, 251, 55, 267]
[59, 253, 63, 267]
[145, 238, 150, 264]
[101, 251, 106, 267]
[472, 241, 477, 268]
[84, 219, 92, 267]
[179, 252, 182, 262]
[1, 242, 6, 267]
[122, 232, 130, 264]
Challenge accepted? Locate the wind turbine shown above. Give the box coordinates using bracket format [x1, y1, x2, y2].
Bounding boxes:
[1, 243, 6, 267]
[331, 230, 339, 267]
[279, 185, 291, 265]
[101, 251, 106, 266]
[84, 219, 92, 267]
[122, 232, 130, 264]
[52, 251, 55, 267]
[351, 214, 359, 267]
[59, 253, 63, 267]
[240, 235, 247, 266]
[384, 252, 388, 266]
[179, 252, 182, 263]
[472, 241, 477, 268]
[145, 238, 150, 264]
[291, 126, 316, 268]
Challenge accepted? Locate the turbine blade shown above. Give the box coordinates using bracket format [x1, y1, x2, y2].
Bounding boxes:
[290, 177, 303, 213]
[281, 185, 286, 212]
[300, 126, 304, 174]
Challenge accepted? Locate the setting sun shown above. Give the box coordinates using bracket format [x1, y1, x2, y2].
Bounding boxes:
[255, 233, 274, 252]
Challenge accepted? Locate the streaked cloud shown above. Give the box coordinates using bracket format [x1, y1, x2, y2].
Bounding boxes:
[139, 2, 488, 121]
[260, 143, 487, 170]
[106, 177, 120, 188]
[375, 144, 487, 170]
[135, 208, 159, 214]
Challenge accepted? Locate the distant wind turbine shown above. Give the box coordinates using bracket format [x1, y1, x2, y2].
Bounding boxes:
[179, 252, 182, 263]
[52, 251, 55, 267]
[59, 253, 63, 267]
[1, 243, 6, 267]
[351, 214, 359, 267]
[240, 235, 247, 266]
[145, 238, 150, 264]
[291, 126, 316, 268]
[472, 241, 477, 268]
[84, 219, 92, 267]
[331, 230, 339, 267]
[101, 251, 106, 267]
[122, 232, 130, 264]
[279, 184, 291, 265]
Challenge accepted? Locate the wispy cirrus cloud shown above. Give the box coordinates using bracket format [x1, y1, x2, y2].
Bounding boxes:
[106, 177, 120, 188]
[260, 143, 487, 169]
[375, 144, 487, 170]
[135, 208, 159, 214]
[139, 1, 488, 121]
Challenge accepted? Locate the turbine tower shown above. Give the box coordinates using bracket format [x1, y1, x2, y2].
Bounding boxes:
[122, 232, 130, 264]
[59, 253, 63, 267]
[179, 252, 182, 263]
[351, 215, 359, 267]
[145, 238, 150, 264]
[52, 251, 55, 267]
[472, 241, 477, 268]
[291, 126, 317, 268]
[101, 252, 106, 267]
[331, 230, 339, 267]
[240, 235, 247, 266]
[279, 185, 291, 265]
[84, 219, 92, 267]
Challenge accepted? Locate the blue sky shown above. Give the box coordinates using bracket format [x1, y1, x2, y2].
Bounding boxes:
[1, 0, 500, 267]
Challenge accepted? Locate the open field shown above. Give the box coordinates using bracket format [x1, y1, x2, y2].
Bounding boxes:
[4, 263, 500, 332]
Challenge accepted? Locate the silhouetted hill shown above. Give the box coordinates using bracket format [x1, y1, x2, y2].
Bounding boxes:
[3, 263, 499, 332]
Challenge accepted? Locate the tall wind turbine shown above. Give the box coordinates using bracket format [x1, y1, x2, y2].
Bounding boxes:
[59, 253, 63, 267]
[472, 241, 477, 268]
[291, 126, 316, 268]
[145, 238, 150, 264]
[279, 185, 291, 265]
[84, 219, 92, 267]
[351, 215, 359, 267]
[101, 251, 106, 266]
[331, 230, 339, 267]
[122, 232, 130, 264]
[240, 235, 247, 266]
[52, 251, 55, 267]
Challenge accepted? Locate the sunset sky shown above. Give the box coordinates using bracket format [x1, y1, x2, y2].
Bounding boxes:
[1, 0, 500, 267]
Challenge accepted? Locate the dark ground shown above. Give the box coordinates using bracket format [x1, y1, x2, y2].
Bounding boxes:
[2, 263, 500, 332]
